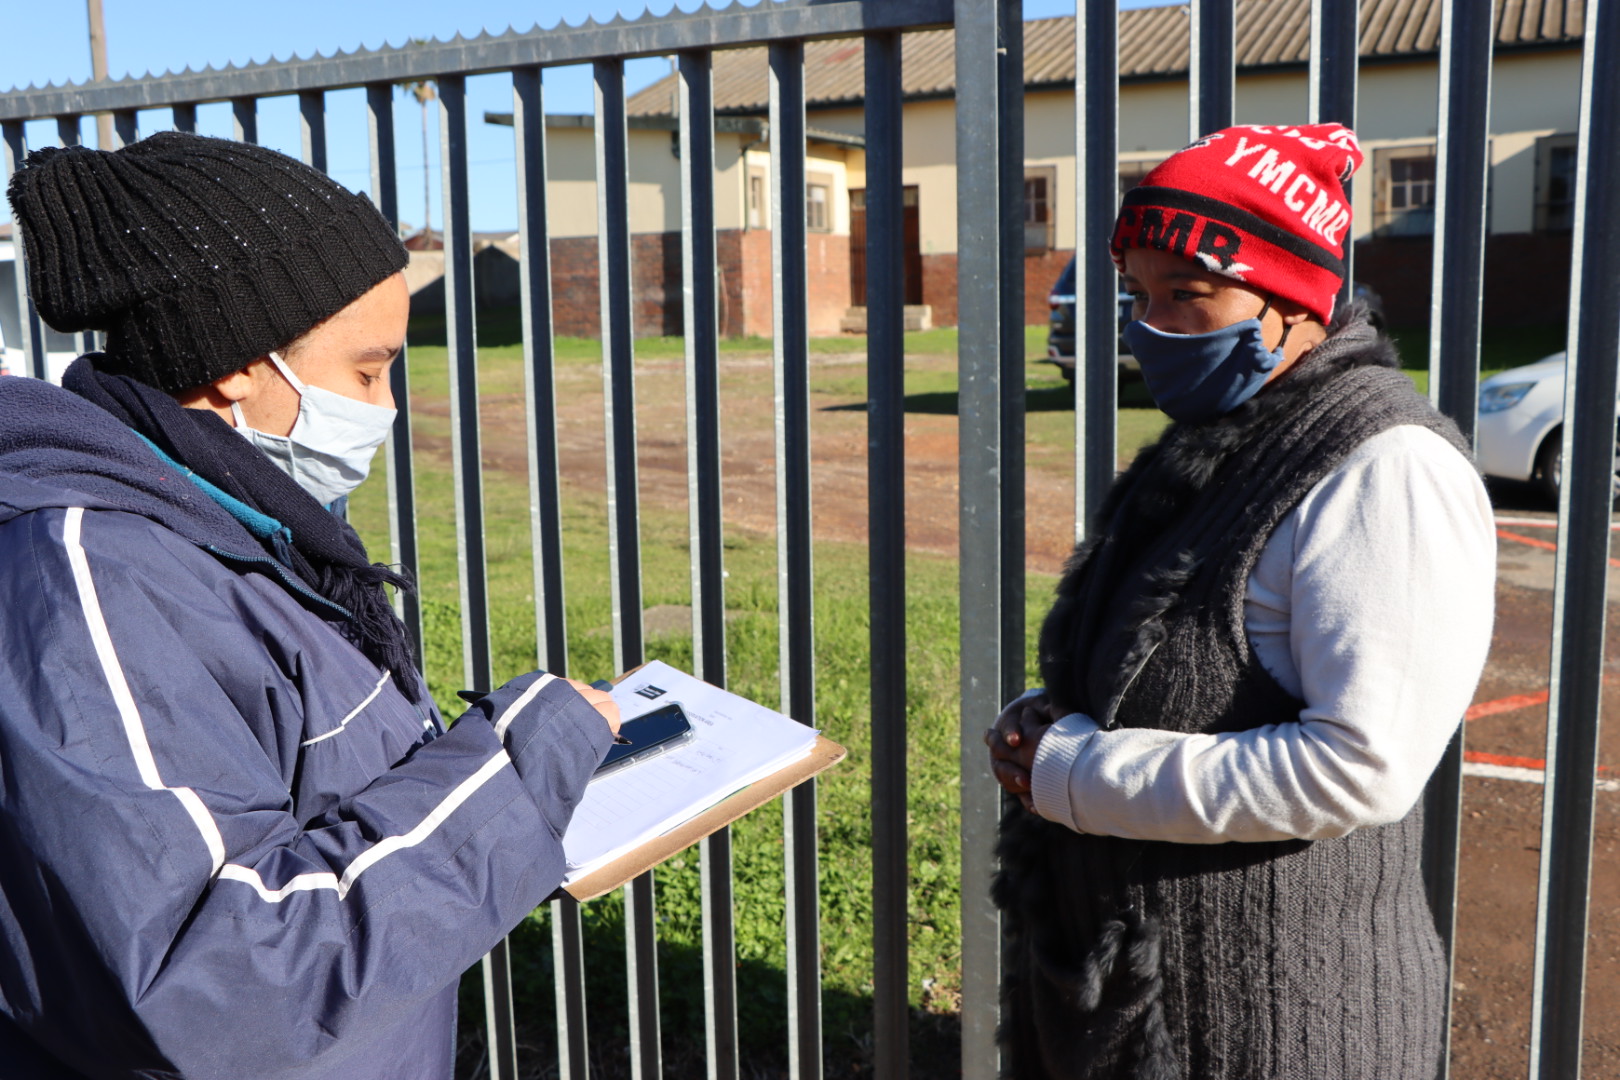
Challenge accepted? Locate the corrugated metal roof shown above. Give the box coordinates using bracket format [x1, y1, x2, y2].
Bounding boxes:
[627, 0, 1585, 116]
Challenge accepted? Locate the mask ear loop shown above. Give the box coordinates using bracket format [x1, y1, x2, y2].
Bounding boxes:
[1256, 295, 1293, 353]
[228, 352, 302, 431]
[266, 351, 306, 394]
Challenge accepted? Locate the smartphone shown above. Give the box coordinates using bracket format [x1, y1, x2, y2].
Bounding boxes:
[592, 701, 695, 780]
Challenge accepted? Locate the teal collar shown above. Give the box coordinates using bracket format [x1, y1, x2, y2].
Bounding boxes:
[131, 430, 294, 547]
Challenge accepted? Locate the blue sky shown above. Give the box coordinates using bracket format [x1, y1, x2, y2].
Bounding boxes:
[2, 0, 1175, 231]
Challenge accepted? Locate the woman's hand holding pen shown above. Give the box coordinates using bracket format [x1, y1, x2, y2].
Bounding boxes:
[565, 678, 622, 736]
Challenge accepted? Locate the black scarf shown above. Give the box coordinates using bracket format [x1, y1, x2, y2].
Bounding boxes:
[63, 356, 423, 703]
[1037, 303, 1396, 716]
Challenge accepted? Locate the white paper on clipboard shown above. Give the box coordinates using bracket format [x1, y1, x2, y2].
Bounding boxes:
[560, 660, 818, 882]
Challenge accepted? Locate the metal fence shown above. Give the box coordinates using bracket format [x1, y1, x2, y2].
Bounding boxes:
[0, 0, 1612, 1077]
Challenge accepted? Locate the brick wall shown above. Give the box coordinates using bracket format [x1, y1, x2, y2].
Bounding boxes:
[548, 233, 683, 338]
[546, 227, 846, 340]
[921, 247, 1076, 329]
[806, 233, 852, 336]
[921, 253, 958, 327]
[634, 232, 683, 338]
[416, 231, 1570, 339]
[550, 236, 601, 338]
[718, 229, 775, 338]
[1024, 248, 1074, 324]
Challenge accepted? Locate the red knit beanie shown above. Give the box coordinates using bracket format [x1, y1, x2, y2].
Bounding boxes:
[1110, 124, 1363, 323]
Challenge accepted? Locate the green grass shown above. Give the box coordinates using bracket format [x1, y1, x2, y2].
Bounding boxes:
[349, 328, 1060, 1075]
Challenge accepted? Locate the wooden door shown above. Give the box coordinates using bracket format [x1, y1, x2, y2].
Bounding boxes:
[850, 186, 922, 307]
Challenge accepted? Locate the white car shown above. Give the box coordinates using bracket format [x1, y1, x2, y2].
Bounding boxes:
[1, 240, 78, 382]
[1476, 351, 1618, 503]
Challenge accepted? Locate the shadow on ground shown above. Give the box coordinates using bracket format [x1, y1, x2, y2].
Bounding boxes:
[823, 374, 1155, 416]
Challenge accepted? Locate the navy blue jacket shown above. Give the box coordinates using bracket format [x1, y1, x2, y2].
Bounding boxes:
[0, 376, 612, 1078]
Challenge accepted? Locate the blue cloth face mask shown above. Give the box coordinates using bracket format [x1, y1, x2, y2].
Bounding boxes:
[1122, 300, 1288, 424]
[231, 351, 396, 508]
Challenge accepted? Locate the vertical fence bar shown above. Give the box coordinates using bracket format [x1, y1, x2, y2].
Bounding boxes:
[1309, 0, 1359, 127]
[1529, 1, 1618, 1073]
[863, 27, 909, 1079]
[2, 121, 47, 382]
[514, 62, 590, 1080]
[995, 2, 1025, 705]
[1426, 1, 1491, 443]
[593, 65, 645, 697]
[109, 106, 136, 349]
[1074, 0, 1118, 534]
[300, 87, 334, 495]
[676, 48, 739, 1080]
[171, 104, 196, 133]
[1421, 6, 1493, 1076]
[367, 82, 424, 668]
[112, 110, 137, 148]
[1309, 0, 1359, 305]
[513, 66, 568, 700]
[551, 899, 591, 1080]
[594, 56, 658, 1080]
[1189, 0, 1235, 137]
[953, 0, 1022, 1075]
[299, 91, 327, 174]
[439, 72, 513, 1080]
[232, 97, 258, 144]
[54, 115, 96, 359]
[769, 40, 822, 1080]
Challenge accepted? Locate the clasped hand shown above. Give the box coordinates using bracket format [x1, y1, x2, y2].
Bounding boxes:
[984, 692, 1061, 813]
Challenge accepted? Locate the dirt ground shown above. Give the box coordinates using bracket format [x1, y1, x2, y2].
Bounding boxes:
[456, 348, 1619, 1076]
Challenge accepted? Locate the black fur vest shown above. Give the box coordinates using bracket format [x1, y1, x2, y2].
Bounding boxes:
[995, 307, 1469, 1080]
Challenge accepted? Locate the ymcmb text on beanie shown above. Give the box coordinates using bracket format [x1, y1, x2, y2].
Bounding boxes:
[5, 131, 407, 392]
[1110, 123, 1363, 323]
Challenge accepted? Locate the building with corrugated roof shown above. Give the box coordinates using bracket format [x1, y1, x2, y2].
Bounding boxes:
[524, 0, 1584, 337]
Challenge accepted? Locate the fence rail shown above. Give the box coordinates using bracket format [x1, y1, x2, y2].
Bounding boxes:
[1, 1, 1611, 1077]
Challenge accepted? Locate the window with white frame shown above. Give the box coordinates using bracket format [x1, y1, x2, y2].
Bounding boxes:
[1535, 133, 1578, 233]
[1024, 166, 1057, 250]
[1117, 158, 1162, 197]
[807, 172, 833, 232]
[747, 169, 767, 229]
[1372, 145, 1437, 236]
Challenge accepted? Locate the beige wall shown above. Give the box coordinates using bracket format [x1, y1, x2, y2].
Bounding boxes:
[541, 122, 850, 238]
[830, 98, 962, 255]
[538, 47, 1579, 256]
[873, 47, 1582, 255]
[541, 126, 685, 238]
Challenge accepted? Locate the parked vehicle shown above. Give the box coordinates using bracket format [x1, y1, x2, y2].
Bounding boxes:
[1043, 257, 1134, 383]
[0, 242, 78, 382]
[1476, 351, 1618, 504]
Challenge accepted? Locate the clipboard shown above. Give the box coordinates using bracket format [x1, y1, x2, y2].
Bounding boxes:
[562, 731, 846, 901]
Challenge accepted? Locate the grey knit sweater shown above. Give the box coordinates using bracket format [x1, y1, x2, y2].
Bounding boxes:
[996, 309, 1467, 1079]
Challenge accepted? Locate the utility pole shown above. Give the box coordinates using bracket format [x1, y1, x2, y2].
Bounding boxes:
[408, 80, 435, 242]
[87, 0, 113, 148]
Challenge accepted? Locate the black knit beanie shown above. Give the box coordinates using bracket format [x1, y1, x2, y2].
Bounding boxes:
[5, 131, 407, 392]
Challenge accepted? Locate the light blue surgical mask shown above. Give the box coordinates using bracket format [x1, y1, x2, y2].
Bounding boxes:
[1123, 299, 1289, 425]
[231, 351, 396, 508]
